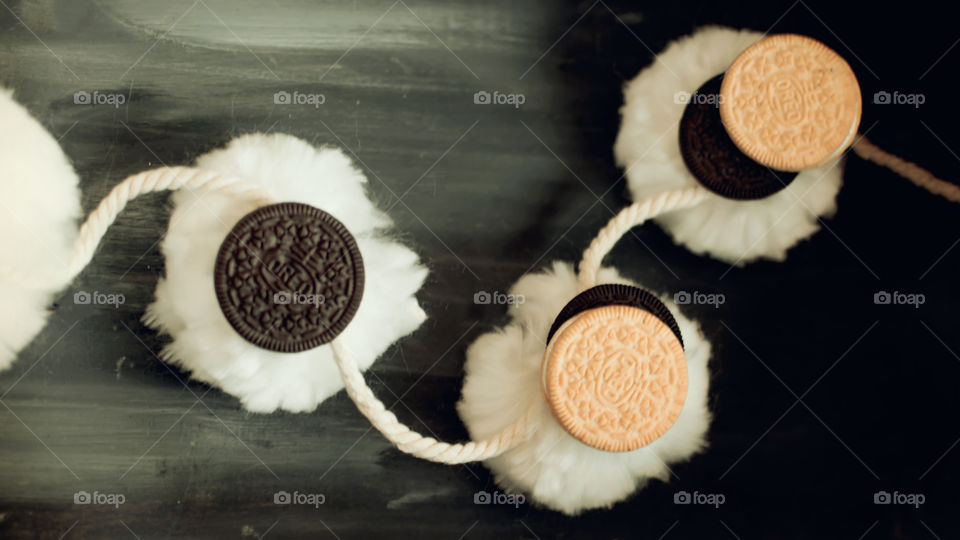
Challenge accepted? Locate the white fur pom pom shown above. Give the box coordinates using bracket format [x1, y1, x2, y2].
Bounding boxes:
[0, 88, 80, 371]
[144, 133, 428, 413]
[458, 262, 712, 515]
[613, 27, 844, 264]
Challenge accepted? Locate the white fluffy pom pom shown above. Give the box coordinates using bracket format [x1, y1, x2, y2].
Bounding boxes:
[144, 133, 428, 413]
[0, 88, 81, 371]
[457, 262, 712, 515]
[613, 26, 844, 264]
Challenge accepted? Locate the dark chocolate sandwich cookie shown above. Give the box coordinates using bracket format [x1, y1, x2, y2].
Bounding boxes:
[546, 284, 682, 347]
[679, 74, 797, 200]
[214, 202, 364, 353]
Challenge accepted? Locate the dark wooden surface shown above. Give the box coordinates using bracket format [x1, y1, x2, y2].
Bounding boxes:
[2, 0, 960, 538]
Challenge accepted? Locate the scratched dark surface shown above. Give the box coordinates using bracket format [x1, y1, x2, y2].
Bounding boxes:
[2, 0, 960, 538]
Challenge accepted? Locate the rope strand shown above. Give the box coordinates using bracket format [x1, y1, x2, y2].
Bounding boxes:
[33, 138, 959, 466]
[22, 164, 530, 465]
[331, 340, 533, 463]
[852, 136, 960, 203]
[577, 186, 708, 290]
[1, 167, 273, 288]
[66, 166, 273, 282]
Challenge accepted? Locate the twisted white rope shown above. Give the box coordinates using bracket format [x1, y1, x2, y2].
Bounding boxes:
[23, 163, 529, 465]
[852, 136, 960, 203]
[66, 166, 274, 282]
[102, 142, 950, 467]
[577, 186, 709, 290]
[26, 140, 950, 469]
[35, 140, 953, 467]
[331, 340, 534, 463]
[0, 166, 273, 288]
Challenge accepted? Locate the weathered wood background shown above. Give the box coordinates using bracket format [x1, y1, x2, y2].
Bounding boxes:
[2, 0, 960, 538]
